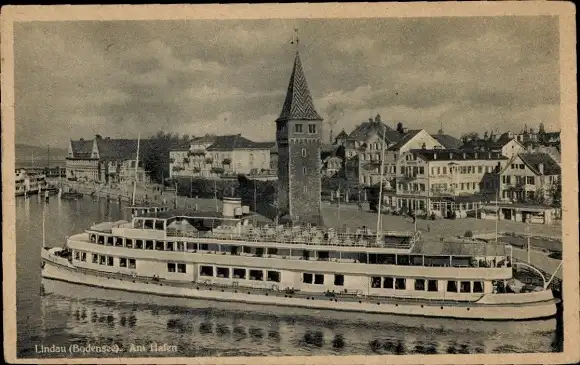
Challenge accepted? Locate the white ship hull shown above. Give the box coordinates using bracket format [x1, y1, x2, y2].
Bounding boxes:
[41, 257, 558, 321]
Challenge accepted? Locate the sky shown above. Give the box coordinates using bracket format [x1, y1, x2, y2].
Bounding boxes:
[14, 16, 560, 148]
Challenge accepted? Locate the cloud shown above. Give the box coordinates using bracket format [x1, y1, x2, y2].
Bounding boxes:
[13, 17, 560, 149]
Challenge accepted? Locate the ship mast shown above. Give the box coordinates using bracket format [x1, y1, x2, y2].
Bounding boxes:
[495, 189, 499, 244]
[132, 133, 141, 206]
[42, 201, 46, 249]
[375, 123, 387, 242]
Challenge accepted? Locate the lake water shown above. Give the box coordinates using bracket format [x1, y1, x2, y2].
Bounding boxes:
[14, 196, 563, 358]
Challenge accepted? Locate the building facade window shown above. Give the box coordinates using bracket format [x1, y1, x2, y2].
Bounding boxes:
[308, 124, 317, 134]
[295, 124, 303, 133]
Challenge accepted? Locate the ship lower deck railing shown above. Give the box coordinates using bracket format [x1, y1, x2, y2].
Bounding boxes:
[51, 263, 541, 308]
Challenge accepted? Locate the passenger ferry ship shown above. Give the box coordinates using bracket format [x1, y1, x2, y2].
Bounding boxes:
[41, 197, 559, 321]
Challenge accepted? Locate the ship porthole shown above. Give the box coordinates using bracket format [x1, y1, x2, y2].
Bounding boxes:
[209, 288, 212, 291]
[441, 306, 443, 309]
[196, 287, 199, 290]
[467, 308, 470, 311]
[358, 301, 362, 304]
[396, 304, 398, 307]
[285, 295, 287, 298]
[221, 289, 224, 292]
[421, 305, 424, 308]
[235, 290, 238, 293]
[265, 293, 268, 296]
[377, 302, 380, 305]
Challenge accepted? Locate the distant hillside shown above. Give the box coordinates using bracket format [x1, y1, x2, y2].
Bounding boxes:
[15, 144, 68, 164]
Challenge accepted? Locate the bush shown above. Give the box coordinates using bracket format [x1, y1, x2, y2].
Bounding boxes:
[464, 230, 473, 238]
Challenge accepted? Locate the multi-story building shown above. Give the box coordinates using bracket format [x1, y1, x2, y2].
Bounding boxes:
[432, 130, 463, 150]
[333, 129, 349, 146]
[499, 152, 560, 204]
[385, 149, 507, 217]
[460, 135, 524, 160]
[322, 155, 344, 178]
[169, 135, 274, 179]
[66, 137, 149, 184]
[275, 51, 323, 224]
[378, 130, 445, 190]
[343, 115, 402, 187]
[206, 135, 275, 176]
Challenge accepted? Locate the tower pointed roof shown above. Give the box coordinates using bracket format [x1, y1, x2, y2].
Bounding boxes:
[276, 52, 323, 123]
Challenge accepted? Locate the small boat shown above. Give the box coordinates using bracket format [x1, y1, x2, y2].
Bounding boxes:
[60, 191, 84, 200]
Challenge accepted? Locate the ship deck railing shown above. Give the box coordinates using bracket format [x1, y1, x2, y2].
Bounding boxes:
[166, 228, 417, 249]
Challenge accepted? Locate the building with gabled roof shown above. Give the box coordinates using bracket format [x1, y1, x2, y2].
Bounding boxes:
[342, 114, 403, 188]
[432, 133, 462, 150]
[333, 129, 349, 146]
[169, 134, 276, 179]
[460, 136, 525, 160]
[499, 152, 560, 205]
[66, 136, 150, 184]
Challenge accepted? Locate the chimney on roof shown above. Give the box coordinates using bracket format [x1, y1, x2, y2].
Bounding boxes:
[449, 152, 453, 159]
[463, 152, 467, 159]
[538, 163, 544, 175]
[433, 152, 437, 160]
[474, 152, 478, 159]
[403, 127, 409, 134]
[488, 152, 491, 159]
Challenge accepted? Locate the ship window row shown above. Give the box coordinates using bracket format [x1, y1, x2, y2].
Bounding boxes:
[74, 251, 87, 262]
[87, 234, 507, 269]
[198, 265, 281, 283]
[369, 277, 484, 293]
[80, 251, 136, 269]
[167, 262, 187, 273]
[447, 280, 484, 293]
[371, 277, 408, 290]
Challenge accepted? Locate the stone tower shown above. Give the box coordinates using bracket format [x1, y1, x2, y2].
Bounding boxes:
[275, 51, 323, 225]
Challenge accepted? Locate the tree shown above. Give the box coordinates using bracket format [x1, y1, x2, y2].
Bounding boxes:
[461, 132, 479, 141]
[142, 131, 186, 183]
[549, 176, 562, 208]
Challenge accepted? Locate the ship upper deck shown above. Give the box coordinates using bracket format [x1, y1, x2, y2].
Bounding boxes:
[411, 240, 507, 257]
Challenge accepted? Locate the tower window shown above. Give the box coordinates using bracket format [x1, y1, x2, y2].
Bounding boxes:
[308, 124, 317, 134]
[295, 124, 303, 133]
[301, 149, 306, 157]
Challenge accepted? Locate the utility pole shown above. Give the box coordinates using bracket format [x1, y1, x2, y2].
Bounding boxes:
[527, 221, 531, 264]
[214, 179, 218, 212]
[254, 179, 257, 212]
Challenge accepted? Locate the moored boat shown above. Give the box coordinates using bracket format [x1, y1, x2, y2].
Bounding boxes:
[15, 169, 48, 196]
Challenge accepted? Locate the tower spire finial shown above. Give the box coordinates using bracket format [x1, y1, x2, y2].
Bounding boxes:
[290, 28, 299, 52]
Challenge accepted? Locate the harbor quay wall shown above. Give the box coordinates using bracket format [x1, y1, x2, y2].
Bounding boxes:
[42, 262, 558, 320]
